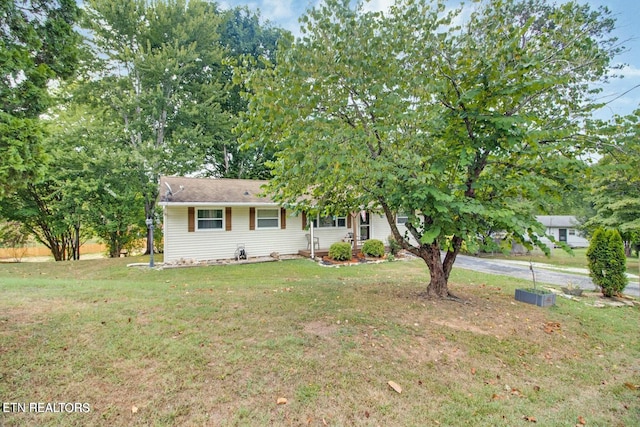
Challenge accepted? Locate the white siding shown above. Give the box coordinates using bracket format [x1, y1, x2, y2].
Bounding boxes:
[538, 227, 589, 249]
[163, 207, 414, 262]
[369, 214, 416, 245]
[163, 206, 308, 262]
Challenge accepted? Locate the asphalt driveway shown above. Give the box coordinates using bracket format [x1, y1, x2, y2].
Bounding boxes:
[452, 253, 640, 298]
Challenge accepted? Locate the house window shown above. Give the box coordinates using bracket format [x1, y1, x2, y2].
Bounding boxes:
[569, 229, 576, 236]
[197, 209, 223, 230]
[314, 215, 347, 228]
[396, 213, 409, 225]
[257, 208, 280, 229]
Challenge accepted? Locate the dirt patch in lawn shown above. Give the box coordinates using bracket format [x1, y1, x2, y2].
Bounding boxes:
[303, 320, 339, 338]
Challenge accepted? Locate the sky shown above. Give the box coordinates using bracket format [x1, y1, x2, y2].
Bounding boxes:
[219, 0, 640, 121]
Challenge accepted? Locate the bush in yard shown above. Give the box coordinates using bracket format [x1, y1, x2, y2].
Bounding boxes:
[587, 228, 628, 297]
[329, 242, 352, 261]
[604, 229, 629, 296]
[362, 239, 385, 257]
[587, 228, 607, 290]
[387, 235, 401, 256]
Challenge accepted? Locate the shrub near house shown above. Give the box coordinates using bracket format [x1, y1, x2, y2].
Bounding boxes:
[362, 239, 385, 257]
[329, 242, 352, 261]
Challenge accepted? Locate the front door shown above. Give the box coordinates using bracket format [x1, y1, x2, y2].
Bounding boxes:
[559, 228, 567, 242]
[359, 212, 370, 242]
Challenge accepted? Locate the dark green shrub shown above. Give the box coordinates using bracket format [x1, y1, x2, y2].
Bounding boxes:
[604, 229, 628, 296]
[587, 228, 607, 290]
[362, 239, 385, 257]
[387, 235, 401, 255]
[587, 228, 628, 297]
[328, 242, 352, 261]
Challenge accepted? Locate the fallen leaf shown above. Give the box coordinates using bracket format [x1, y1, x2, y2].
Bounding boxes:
[276, 397, 287, 405]
[577, 415, 586, 425]
[523, 415, 537, 422]
[511, 388, 524, 397]
[543, 321, 561, 334]
[491, 393, 504, 400]
[131, 406, 138, 414]
[388, 380, 402, 394]
[533, 385, 541, 392]
[471, 367, 476, 375]
[624, 382, 638, 390]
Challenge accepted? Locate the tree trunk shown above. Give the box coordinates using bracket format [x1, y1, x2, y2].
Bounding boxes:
[72, 223, 81, 260]
[419, 243, 453, 298]
[379, 201, 460, 299]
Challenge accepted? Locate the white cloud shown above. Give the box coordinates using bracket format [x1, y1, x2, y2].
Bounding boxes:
[361, 0, 395, 13]
[619, 64, 640, 78]
[260, 0, 298, 21]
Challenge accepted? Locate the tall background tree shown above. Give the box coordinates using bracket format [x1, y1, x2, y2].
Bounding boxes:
[80, 0, 287, 255]
[586, 109, 640, 256]
[1, 0, 286, 260]
[81, 0, 232, 254]
[0, 0, 81, 197]
[239, 0, 622, 298]
[218, 6, 288, 179]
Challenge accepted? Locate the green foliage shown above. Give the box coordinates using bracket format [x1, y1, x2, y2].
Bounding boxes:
[81, 0, 232, 222]
[0, 221, 29, 248]
[362, 239, 385, 257]
[239, 0, 620, 296]
[586, 110, 640, 256]
[0, 221, 30, 261]
[604, 230, 629, 297]
[587, 228, 628, 297]
[0, 0, 82, 197]
[587, 228, 608, 290]
[328, 242, 352, 261]
[387, 235, 401, 256]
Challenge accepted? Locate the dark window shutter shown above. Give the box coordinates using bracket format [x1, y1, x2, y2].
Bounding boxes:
[188, 207, 195, 232]
[225, 207, 232, 231]
[280, 208, 286, 229]
[347, 214, 352, 229]
[302, 212, 307, 230]
[249, 207, 255, 230]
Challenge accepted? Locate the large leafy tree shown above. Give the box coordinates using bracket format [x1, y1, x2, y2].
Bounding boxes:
[0, 130, 89, 261]
[213, 6, 289, 178]
[239, 0, 621, 298]
[50, 98, 148, 258]
[0, 0, 81, 197]
[82, 0, 233, 253]
[587, 110, 640, 256]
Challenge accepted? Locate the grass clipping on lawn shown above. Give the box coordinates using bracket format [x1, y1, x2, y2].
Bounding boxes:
[0, 257, 638, 426]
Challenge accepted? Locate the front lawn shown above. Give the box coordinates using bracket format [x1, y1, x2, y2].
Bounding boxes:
[0, 257, 638, 426]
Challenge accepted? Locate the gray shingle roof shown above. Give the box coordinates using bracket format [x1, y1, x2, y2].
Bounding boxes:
[536, 215, 579, 228]
[159, 176, 273, 205]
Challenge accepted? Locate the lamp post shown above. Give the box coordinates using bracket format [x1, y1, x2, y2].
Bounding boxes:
[145, 217, 154, 268]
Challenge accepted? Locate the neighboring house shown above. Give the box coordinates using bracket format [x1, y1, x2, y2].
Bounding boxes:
[159, 176, 406, 263]
[536, 215, 589, 248]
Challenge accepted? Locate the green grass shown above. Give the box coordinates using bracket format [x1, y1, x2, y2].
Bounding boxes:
[0, 257, 638, 426]
[483, 247, 640, 275]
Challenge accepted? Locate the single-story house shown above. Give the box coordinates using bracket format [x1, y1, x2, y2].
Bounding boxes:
[159, 176, 408, 263]
[536, 215, 589, 248]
